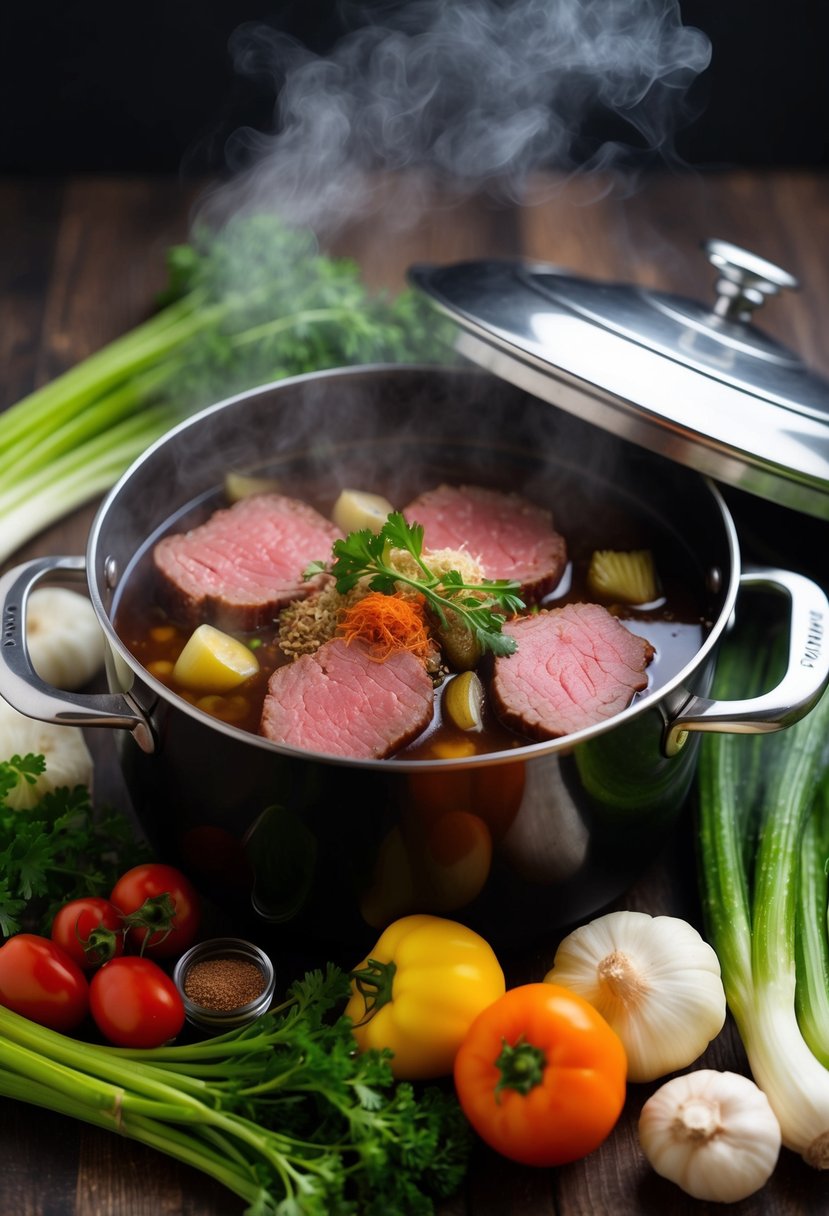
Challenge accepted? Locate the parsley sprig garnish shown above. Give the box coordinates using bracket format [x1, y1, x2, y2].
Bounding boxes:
[306, 511, 525, 656]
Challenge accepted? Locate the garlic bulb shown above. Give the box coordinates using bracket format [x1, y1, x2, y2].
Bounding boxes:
[0, 698, 93, 810]
[638, 1069, 781, 1202]
[26, 587, 105, 690]
[544, 909, 726, 1082]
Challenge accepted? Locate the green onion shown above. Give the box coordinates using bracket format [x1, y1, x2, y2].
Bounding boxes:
[697, 617, 829, 1167]
[795, 779, 829, 1068]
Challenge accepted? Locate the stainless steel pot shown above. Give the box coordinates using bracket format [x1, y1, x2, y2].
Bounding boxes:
[1, 365, 827, 953]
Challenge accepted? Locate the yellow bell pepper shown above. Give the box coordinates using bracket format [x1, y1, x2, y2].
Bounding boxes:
[345, 913, 506, 1080]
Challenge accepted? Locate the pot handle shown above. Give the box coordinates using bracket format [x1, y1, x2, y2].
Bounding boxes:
[664, 565, 829, 756]
[0, 555, 155, 753]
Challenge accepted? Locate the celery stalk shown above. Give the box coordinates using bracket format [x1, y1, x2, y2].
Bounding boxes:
[0, 364, 172, 483]
[0, 407, 176, 561]
[0, 293, 208, 450]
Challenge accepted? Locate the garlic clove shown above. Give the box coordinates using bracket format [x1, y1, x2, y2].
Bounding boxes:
[639, 1069, 781, 1202]
[544, 909, 727, 1082]
[0, 698, 93, 809]
[26, 587, 106, 691]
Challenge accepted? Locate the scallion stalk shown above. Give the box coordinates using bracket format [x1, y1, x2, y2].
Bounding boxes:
[795, 778, 829, 1067]
[697, 619, 829, 1167]
[0, 406, 177, 561]
[0, 294, 208, 451]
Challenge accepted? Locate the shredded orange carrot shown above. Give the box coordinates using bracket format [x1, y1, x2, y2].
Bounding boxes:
[338, 592, 435, 662]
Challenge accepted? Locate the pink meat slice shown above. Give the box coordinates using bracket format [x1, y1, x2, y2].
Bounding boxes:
[260, 637, 435, 759]
[492, 602, 655, 740]
[402, 484, 567, 603]
[153, 493, 342, 631]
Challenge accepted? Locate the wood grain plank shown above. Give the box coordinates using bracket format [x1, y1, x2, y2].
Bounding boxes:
[326, 173, 523, 289]
[0, 173, 233, 1216]
[37, 176, 202, 382]
[519, 172, 645, 279]
[766, 171, 829, 377]
[76, 1132, 241, 1216]
[0, 179, 65, 409]
[0, 1105, 82, 1216]
[518, 169, 825, 344]
[0, 176, 201, 572]
[465, 1144, 556, 1215]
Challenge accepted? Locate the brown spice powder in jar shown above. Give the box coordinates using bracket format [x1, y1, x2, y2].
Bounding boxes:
[183, 956, 266, 1012]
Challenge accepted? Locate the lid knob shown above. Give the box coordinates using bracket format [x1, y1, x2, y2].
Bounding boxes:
[705, 238, 799, 324]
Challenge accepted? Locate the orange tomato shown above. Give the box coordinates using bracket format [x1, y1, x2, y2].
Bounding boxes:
[453, 982, 627, 1167]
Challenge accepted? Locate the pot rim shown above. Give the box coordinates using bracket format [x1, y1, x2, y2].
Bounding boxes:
[85, 365, 742, 772]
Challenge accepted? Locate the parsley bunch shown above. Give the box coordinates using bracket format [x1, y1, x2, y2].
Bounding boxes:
[0, 754, 148, 938]
[307, 512, 525, 656]
[0, 964, 470, 1214]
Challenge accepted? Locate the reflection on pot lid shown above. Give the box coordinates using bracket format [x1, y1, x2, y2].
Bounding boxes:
[408, 239, 829, 521]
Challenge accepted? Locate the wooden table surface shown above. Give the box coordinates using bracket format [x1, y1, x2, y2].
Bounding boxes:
[1, 170, 828, 1214]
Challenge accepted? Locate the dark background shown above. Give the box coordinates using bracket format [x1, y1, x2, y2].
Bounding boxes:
[1, 1, 827, 176]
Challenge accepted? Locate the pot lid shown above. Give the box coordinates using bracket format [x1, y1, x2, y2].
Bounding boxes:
[408, 239, 829, 521]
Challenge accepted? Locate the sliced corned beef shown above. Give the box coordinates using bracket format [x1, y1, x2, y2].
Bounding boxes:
[492, 602, 654, 740]
[259, 637, 435, 759]
[401, 483, 567, 603]
[153, 493, 342, 631]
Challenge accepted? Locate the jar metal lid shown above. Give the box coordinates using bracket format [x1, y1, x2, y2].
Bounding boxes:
[408, 240, 829, 521]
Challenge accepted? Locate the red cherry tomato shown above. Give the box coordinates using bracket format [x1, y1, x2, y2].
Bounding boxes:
[50, 897, 125, 969]
[0, 934, 89, 1032]
[110, 863, 201, 958]
[89, 956, 185, 1048]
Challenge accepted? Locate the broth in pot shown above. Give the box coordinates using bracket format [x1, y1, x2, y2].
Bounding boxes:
[114, 455, 708, 763]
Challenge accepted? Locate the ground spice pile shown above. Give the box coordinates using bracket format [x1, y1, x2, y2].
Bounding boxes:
[183, 956, 266, 1012]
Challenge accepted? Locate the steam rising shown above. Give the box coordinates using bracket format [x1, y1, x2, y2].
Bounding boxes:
[198, 0, 711, 234]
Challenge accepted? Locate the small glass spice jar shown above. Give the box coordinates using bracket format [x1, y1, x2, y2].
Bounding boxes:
[172, 937, 276, 1033]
